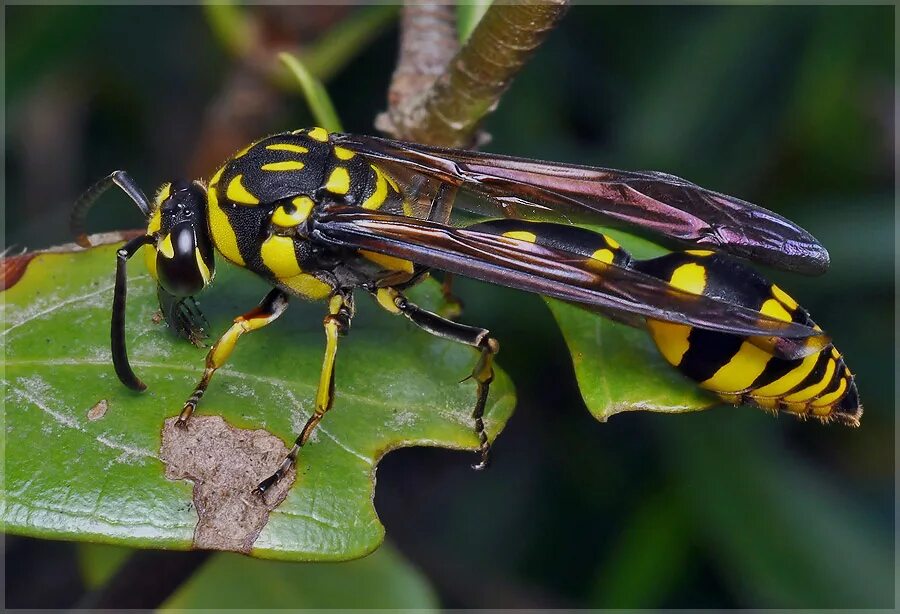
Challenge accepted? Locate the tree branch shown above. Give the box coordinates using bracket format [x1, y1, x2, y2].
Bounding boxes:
[378, 0, 569, 146]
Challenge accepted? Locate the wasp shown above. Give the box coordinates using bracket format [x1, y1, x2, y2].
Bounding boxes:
[71, 127, 861, 494]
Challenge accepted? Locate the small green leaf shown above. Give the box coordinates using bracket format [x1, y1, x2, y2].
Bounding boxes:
[302, 5, 400, 81]
[163, 543, 438, 609]
[2, 241, 515, 560]
[546, 227, 717, 421]
[279, 52, 344, 133]
[457, 2, 492, 43]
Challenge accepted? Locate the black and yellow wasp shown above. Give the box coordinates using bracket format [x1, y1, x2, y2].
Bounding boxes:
[71, 126, 861, 494]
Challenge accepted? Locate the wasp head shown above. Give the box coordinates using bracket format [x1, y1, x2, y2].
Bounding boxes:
[145, 179, 216, 297]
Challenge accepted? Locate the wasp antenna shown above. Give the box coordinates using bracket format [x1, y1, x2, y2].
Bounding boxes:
[71, 170, 151, 248]
[113, 235, 155, 391]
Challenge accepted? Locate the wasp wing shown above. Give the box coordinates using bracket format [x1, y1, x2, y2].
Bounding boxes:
[313, 210, 827, 360]
[332, 133, 829, 275]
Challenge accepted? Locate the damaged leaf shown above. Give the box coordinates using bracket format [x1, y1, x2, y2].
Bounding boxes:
[1, 238, 516, 560]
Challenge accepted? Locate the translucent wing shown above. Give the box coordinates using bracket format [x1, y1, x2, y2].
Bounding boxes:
[332, 133, 830, 275]
[312, 209, 828, 360]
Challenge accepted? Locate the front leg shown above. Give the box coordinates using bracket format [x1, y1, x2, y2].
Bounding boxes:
[254, 292, 354, 495]
[177, 288, 289, 426]
[158, 286, 210, 347]
[373, 286, 498, 470]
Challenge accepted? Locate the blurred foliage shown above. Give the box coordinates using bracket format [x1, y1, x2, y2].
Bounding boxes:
[279, 52, 344, 132]
[78, 542, 438, 608]
[4, 4, 893, 609]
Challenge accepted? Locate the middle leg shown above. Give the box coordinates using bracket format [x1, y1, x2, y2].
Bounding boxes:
[253, 292, 354, 495]
[373, 286, 499, 470]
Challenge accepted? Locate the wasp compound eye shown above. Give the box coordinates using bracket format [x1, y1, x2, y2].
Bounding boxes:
[156, 222, 214, 297]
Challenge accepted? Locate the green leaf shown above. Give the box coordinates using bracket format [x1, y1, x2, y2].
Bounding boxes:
[163, 543, 438, 609]
[279, 52, 344, 133]
[2, 240, 515, 560]
[546, 228, 717, 421]
[77, 541, 439, 608]
[457, 2, 492, 43]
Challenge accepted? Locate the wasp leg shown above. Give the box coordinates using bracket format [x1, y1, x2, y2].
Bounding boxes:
[176, 288, 289, 427]
[254, 293, 354, 495]
[158, 287, 211, 347]
[374, 287, 498, 470]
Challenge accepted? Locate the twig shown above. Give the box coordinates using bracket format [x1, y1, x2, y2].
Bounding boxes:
[380, 4, 459, 122]
[378, 0, 569, 146]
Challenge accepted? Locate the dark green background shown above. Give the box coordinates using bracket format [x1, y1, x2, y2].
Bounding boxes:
[5, 4, 894, 608]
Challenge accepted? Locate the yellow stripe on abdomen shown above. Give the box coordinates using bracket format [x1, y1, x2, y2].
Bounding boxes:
[700, 340, 770, 393]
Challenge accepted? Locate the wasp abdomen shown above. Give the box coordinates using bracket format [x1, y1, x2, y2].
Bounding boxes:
[634, 252, 861, 426]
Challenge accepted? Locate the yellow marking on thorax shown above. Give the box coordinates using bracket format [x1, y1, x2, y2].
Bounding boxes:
[670, 262, 707, 295]
[701, 341, 769, 393]
[261, 161, 305, 171]
[143, 244, 158, 280]
[147, 208, 162, 235]
[325, 167, 350, 195]
[233, 142, 256, 159]
[155, 183, 171, 205]
[210, 166, 225, 187]
[646, 320, 692, 367]
[272, 197, 313, 228]
[226, 174, 260, 205]
[266, 143, 309, 154]
[260, 234, 302, 278]
[359, 249, 415, 274]
[362, 166, 388, 210]
[752, 351, 819, 397]
[771, 285, 799, 310]
[281, 273, 332, 300]
[686, 249, 714, 257]
[783, 358, 836, 402]
[604, 235, 620, 249]
[308, 127, 329, 142]
[590, 248, 614, 264]
[207, 186, 245, 266]
[503, 230, 537, 243]
[334, 146, 355, 160]
[292, 196, 314, 218]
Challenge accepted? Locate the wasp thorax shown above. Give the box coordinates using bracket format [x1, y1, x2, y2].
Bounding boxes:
[148, 179, 216, 297]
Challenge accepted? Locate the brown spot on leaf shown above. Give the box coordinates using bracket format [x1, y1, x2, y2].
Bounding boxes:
[87, 399, 109, 421]
[151, 311, 164, 325]
[159, 415, 295, 553]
